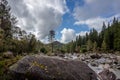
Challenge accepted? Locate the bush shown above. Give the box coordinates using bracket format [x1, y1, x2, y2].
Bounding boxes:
[40, 47, 47, 54]
[60, 49, 65, 54]
[80, 48, 87, 53]
[0, 55, 23, 80]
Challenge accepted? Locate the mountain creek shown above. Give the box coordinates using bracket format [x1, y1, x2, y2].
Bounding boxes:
[9, 53, 120, 80]
[61, 53, 120, 79]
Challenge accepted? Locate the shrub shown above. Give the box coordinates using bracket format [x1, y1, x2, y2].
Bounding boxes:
[40, 47, 47, 54]
[80, 48, 87, 53]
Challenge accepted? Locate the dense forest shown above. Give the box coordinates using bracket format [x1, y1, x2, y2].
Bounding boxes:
[0, 0, 45, 54]
[65, 18, 120, 53]
[0, 0, 120, 55]
[0, 0, 120, 80]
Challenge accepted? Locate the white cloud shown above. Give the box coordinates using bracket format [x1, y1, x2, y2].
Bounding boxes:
[8, 0, 68, 42]
[74, 14, 120, 31]
[60, 28, 76, 43]
[76, 31, 89, 36]
[73, 0, 120, 31]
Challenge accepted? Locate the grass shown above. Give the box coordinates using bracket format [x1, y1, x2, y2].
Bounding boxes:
[0, 55, 23, 80]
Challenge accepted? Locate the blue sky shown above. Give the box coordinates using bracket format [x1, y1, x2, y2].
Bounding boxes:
[8, 0, 120, 43]
[56, 0, 90, 42]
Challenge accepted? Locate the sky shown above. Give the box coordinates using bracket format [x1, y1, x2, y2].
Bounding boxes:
[8, 0, 120, 43]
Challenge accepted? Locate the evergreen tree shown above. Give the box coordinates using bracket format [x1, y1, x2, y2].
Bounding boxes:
[0, 0, 16, 39]
[101, 40, 107, 51]
[113, 18, 120, 50]
[93, 41, 97, 52]
[48, 30, 55, 53]
[66, 18, 120, 52]
[89, 28, 98, 43]
[98, 22, 107, 48]
[102, 22, 106, 32]
[87, 39, 93, 51]
[28, 34, 37, 52]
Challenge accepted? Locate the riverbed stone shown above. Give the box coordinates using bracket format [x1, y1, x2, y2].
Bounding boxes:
[90, 54, 101, 59]
[98, 69, 116, 80]
[9, 55, 97, 80]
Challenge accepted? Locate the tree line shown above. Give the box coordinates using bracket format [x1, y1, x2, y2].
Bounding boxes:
[0, 0, 45, 54]
[64, 18, 120, 53]
[0, 0, 120, 55]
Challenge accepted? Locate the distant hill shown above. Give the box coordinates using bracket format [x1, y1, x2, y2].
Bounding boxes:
[47, 41, 63, 48]
[45, 41, 64, 53]
[52, 41, 63, 46]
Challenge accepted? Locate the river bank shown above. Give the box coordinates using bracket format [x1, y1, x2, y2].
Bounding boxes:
[56, 53, 120, 79]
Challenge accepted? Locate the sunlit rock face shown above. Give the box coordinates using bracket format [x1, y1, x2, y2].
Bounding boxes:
[9, 55, 97, 80]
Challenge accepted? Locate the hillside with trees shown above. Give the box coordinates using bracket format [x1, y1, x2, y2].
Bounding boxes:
[0, 0, 120, 80]
[1, 0, 120, 55]
[0, 0, 45, 54]
[64, 18, 120, 53]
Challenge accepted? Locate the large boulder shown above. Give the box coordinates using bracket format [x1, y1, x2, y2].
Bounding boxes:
[9, 55, 97, 80]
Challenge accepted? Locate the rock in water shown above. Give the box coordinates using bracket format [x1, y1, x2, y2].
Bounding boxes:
[90, 54, 101, 59]
[98, 69, 116, 80]
[9, 55, 97, 80]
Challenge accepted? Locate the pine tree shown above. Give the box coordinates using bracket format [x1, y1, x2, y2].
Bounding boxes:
[98, 22, 107, 48]
[29, 34, 37, 52]
[48, 30, 55, 53]
[0, 0, 16, 39]
[102, 22, 106, 31]
[87, 39, 93, 51]
[93, 41, 97, 52]
[113, 19, 120, 50]
[101, 40, 107, 51]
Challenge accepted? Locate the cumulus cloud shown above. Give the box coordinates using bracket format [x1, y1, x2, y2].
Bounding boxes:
[60, 28, 76, 43]
[76, 31, 89, 36]
[75, 14, 120, 31]
[8, 0, 68, 41]
[73, 0, 120, 31]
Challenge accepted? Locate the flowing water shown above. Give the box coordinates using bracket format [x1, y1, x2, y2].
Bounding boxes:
[88, 59, 120, 79]
[63, 53, 120, 79]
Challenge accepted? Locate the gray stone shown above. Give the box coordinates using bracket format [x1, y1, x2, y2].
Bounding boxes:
[90, 62, 99, 67]
[98, 69, 116, 80]
[9, 55, 97, 80]
[3, 51, 14, 59]
[117, 56, 120, 63]
[90, 54, 101, 59]
[116, 66, 120, 70]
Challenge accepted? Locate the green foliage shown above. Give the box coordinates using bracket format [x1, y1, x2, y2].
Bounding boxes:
[0, 55, 22, 80]
[93, 41, 97, 52]
[0, 0, 16, 39]
[80, 48, 87, 53]
[87, 39, 93, 51]
[60, 49, 65, 54]
[0, 0, 43, 54]
[101, 40, 107, 51]
[89, 28, 98, 42]
[28, 34, 37, 52]
[40, 47, 47, 54]
[80, 45, 87, 53]
[1, 0, 120, 54]
[66, 17, 120, 53]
